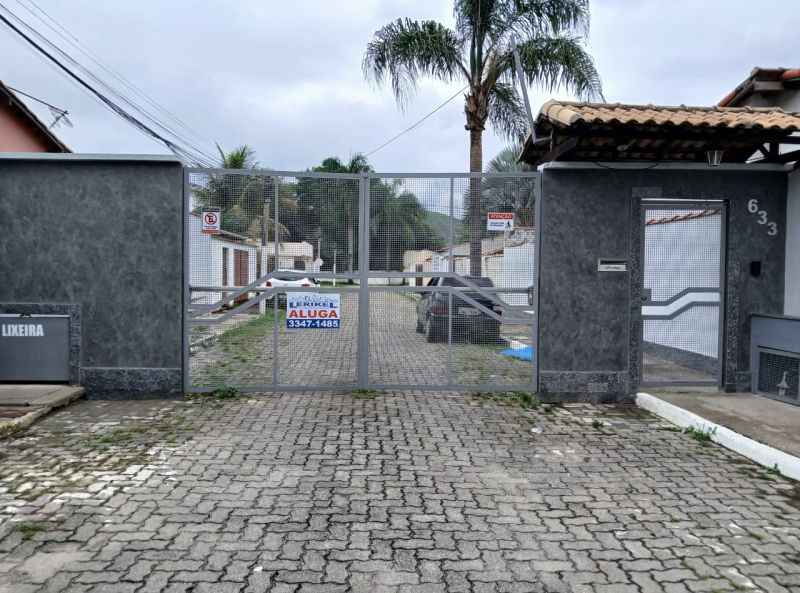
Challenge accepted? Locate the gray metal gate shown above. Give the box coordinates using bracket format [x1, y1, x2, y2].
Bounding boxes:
[184, 169, 540, 393]
[640, 201, 726, 386]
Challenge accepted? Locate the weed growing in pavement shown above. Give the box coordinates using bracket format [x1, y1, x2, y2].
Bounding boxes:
[347, 390, 383, 400]
[88, 426, 150, 450]
[14, 522, 49, 541]
[211, 386, 241, 399]
[683, 424, 717, 443]
[591, 419, 603, 429]
[767, 464, 781, 476]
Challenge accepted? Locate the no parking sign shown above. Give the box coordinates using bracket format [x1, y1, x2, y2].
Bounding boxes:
[201, 207, 221, 235]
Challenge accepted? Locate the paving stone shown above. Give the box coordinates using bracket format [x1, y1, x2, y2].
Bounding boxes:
[0, 394, 796, 593]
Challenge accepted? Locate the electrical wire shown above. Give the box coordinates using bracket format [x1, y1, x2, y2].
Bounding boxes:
[16, 0, 216, 152]
[4, 3, 216, 163]
[365, 85, 468, 157]
[2, 4, 217, 164]
[0, 3, 215, 165]
[6, 84, 66, 114]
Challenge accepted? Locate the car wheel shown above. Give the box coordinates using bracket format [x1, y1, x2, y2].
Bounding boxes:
[415, 319, 424, 333]
[424, 317, 438, 343]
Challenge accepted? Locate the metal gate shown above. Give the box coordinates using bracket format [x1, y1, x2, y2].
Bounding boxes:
[184, 169, 540, 392]
[640, 201, 726, 386]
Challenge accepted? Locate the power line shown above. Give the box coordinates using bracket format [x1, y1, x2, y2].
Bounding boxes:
[16, 0, 216, 152]
[6, 84, 66, 113]
[0, 3, 215, 165]
[365, 85, 468, 157]
[2, 4, 216, 163]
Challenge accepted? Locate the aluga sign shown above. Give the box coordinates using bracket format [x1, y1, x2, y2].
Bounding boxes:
[286, 293, 340, 329]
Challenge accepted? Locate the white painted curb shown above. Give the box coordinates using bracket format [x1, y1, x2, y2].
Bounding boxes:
[636, 392, 800, 481]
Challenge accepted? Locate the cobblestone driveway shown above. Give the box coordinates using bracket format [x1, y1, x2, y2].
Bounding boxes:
[191, 291, 532, 390]
[0, 393, 798, 593]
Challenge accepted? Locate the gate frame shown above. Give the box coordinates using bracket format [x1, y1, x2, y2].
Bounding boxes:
[183, 169, 541, 394]
[638, 199, 728, 388]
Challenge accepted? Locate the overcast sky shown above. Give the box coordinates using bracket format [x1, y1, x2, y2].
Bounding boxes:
[1, 0, 797, 171]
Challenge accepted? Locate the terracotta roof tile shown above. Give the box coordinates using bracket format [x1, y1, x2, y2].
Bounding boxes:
[538, 100, 800, 132]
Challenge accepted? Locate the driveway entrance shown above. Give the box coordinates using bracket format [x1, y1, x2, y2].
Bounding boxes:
[185, 170, 540, 393]
[0, 393, 797, 592]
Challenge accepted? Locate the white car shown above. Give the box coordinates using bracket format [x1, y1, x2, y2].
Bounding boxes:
[265, 270, 319, 304]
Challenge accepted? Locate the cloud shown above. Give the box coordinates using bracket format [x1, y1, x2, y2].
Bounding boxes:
[0, 0, 797, 172]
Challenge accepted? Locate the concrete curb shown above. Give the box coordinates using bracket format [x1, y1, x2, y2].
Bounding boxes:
[0, 388, 84, 437]
[637, 392, 800, 481]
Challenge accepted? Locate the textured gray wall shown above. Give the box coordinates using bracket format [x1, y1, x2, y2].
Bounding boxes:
[0, 157, 183, 393]
[539, 167, 787, 395]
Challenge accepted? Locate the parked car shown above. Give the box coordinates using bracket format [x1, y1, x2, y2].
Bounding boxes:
[415, 276, 501, 343]
[265, 270, 319, 305]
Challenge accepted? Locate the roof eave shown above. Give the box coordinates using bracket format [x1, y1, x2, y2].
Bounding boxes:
[0, 81, 71, 153]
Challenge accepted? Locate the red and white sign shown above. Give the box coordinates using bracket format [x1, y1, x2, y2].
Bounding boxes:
[487, 212, 515, 231]
[202, 207, 221, 235]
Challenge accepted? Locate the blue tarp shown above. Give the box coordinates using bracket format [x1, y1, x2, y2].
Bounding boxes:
[500, 346, 534, 361]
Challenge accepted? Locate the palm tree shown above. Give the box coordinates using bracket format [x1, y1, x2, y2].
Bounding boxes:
[484, 143, 536, 227]
[311, 153, 374, 275]
[364, 0, 602, 275]
[193, 144, 294, 243]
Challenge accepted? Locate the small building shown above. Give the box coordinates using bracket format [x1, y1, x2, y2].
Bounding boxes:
[717, 67, 800, 317]
[0, 80, 70, 153]
[519, 96, 800, 403]
[188, 214, 258, 310]
[404, 229, 535, 303]
[261, 241, 321, 273]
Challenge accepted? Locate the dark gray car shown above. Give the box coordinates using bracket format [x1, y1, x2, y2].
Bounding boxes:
[415, 276, 501, 343]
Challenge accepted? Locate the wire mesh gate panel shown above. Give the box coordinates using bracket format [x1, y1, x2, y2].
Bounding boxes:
[184, 169, 539, 392]
[640, 203, 726, 386]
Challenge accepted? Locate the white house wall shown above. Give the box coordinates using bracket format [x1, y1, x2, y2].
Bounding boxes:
[188, 215, 259, 308]
[643, 216, 721, 357]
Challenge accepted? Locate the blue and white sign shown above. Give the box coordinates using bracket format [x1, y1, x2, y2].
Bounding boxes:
[286, 293, 340, 329]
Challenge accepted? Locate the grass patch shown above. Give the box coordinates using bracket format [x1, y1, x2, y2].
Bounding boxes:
[683, 424, 717, 443]
[14, 521, 49, 541]
[88, 426, 150, 449]
[211, 386, 241, 399]
[346, 390, 383, 400]
[216, 310, 282, 345]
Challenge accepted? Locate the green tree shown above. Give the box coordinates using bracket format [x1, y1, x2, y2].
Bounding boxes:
[364, 0, 602, 275]
[193, 144, 295, 243]
[484, 143, 536, 227]
[370, 186, 442, 271]
[310, 154, 374, 274]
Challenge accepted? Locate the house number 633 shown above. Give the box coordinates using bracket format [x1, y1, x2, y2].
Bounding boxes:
[747, 199, 778, 236]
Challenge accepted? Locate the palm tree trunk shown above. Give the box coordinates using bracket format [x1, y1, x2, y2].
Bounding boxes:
[468, 128, 483, 277]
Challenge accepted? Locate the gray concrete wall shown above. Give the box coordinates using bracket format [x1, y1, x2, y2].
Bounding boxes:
[538, 166, 787, 400]
[0, 155, 184, 397]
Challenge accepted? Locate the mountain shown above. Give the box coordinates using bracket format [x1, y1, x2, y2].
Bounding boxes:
[424, 210, 464, 243]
